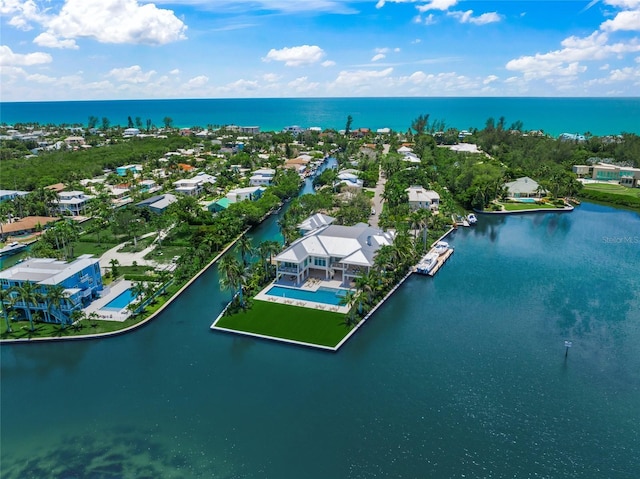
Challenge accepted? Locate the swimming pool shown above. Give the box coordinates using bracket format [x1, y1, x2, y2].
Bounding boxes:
[101, 289, 138, 311]
[515, 198, 538, 203]
[265, 285, 348, 306]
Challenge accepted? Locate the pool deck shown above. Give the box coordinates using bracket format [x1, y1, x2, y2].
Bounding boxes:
[254, 276, 351, 314]
[83, 280, 134, 322]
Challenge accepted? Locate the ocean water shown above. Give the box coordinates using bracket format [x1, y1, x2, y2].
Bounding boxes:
[1, 202, 639, 478]
[1, 97, 639, 136]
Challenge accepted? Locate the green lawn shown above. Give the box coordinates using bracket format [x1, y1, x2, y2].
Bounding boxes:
[501, 202, 563, 211]
[214, 300, 350, 348]
[582, 183, 640, 198]
[72, 241, 117, 258]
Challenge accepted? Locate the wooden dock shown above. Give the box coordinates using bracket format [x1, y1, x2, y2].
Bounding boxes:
[427, 248, 454, 276]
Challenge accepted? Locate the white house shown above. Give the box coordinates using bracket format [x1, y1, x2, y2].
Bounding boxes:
[298, 213, 335, 235]
[406, 186, 440, 211]
[226, 186, 265, 204]
[275, 220, 395, 286]
[174, 178, 203, 196]
[57, 191, 94, 216]
[505, 177, 544, 198]
[249, 168, 276, 187]
[337, 169, 364, 188]
[123, 128, 141, 137]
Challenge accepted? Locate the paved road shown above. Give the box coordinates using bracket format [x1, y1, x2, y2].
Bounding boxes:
[368, 144, 389, 229]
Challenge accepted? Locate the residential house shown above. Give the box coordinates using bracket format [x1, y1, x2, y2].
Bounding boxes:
[123, 128, 141, 137]
[406, 186, 440, 211]
[0, 189, 29, 202]
[337, 169, 364, 188]
[116, 164, 143, 176]
[0, 255, 103, 324]
[64, 136, 85, 147]
[572, 165, 592, 178]
[57, 191, 94, 216]
[136, 194, 177, 214]
[298, 213, 335, 235]
[505, 177, 544, 198]
[274, 220, 395, 285]
[249, 168, 276, 187]
[226, 186, 265, 204]
[0, 216, 59, 240]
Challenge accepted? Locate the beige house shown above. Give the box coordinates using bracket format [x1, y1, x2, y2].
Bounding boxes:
[406, 186, 440, 211]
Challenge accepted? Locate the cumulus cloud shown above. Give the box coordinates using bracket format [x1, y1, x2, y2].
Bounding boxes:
[322, 60, 336, 67]
[288, 76, 320, 93]
[416, 0, 458, 12]
[506, 31, 640, 80]
[371, 53, 386, 62]
[333, 67, 393, 88]
[107, 65, 157, 83]
[33, 32, 78, 49]
[601, 9, 640, 31]
[448, 10, 502, 25]
[26, 73, 56, 83]
[483, 74, 499, 84]
[186, 75, 209, 88]
[263, 45, 326, 66]
[0, 45, 52, 65]
[170, 69, 180, 75]
[4, 0, 187, 46]
[263, 73, 280, 82]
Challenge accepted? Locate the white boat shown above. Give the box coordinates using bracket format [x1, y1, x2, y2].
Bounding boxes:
[467, 213, 478, 225]
[416, 252, 439, 274]
[0, 241, 27, 257]
[434, 241, 450, 255]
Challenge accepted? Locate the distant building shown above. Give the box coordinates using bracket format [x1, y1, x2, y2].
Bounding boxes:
[505, 177, 544, 198]
[559, 133, 586, 142]
[0, 255, 103, 324]
[136, 194, 177, 214]
[406, 186, 440, 211]
[226, 186, 265, 204]
[0, 190, 29, 202]
[123, 128, 141, 137]
[249, 168, 276, 187]
[116, 164, 143, 176]
[57, 191, 94, 216]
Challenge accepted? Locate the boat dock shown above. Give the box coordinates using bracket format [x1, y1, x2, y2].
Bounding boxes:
[424, 248, 453, 276]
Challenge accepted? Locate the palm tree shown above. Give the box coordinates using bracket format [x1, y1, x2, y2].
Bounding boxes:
[339, 289, 359, 328]
[237, 234, 254, 267]
[218, 255, 245, 305]
[13, 281, 42, 331]
[0, 288, 16, 333]
[44, 284, 70, 325]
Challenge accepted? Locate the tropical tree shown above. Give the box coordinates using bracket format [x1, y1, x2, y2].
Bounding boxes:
[13, 281, 42, 331]
[218, 254, 245, 306]
[237, 234, 254, 267]
[339, 289, 359, 328]
[44, 284, 70, 325]
[109, 258, 120, 278]
[0, 288, 16, 333]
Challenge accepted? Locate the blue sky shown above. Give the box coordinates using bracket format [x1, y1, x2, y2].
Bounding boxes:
[1, 0, 639, 101]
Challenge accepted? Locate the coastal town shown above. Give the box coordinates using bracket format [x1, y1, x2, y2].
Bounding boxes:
[1, 119, 639, 348]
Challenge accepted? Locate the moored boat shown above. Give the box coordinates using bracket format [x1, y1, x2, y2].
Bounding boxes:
[467, 213, 478, 225]
[416, 252, 439, 274]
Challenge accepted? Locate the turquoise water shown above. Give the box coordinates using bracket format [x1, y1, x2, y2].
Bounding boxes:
[1, 202, 639, 478]
[266, 285, 348, 305]
[516, 198, 537, 203]
[2, 97, 639, 136]
[101, 289, 137, 311]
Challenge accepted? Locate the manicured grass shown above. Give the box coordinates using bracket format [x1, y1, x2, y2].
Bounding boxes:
[72, 241, 117, 257]
[214, 300, 349, 348]
[582, 183, 640, 198]
[501, 202, 563, 211]
[144, 245, 188, 263]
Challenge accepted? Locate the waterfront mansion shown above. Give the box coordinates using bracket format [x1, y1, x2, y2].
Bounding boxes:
[274, 217, 395, 286]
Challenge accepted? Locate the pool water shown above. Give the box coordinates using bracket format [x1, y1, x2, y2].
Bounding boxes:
[101, 289, 138, 311]
[515, 198, 537, 203]
[265, 285, 348, 305]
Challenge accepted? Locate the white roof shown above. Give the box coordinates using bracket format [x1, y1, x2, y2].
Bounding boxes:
[505, 177, 541, 194]
[0, 255, 99, 285]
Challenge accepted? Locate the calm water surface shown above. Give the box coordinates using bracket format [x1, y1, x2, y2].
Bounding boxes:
[1, 202, 639, 478]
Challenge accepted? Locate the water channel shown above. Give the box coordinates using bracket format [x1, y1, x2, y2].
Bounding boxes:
[1, 186, 639, 477]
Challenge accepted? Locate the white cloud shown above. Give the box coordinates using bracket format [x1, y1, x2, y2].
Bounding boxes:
[263, 73, 281, 82]
[322, 60, 336, 67]
[0, 45, 52, 66]
[601, 10, 640, 31]
[416, 0, 458, 12]
[483, 74, 499, 84]
[506, 32, 640, 80]
[153, 0, 360, 15]
[170, 69, 180, 75]
[448, 10, 502, 25]
[263, 45, 326, 66]
[287, 76, 319, 93]
[186, 75, 209, 88]
[25, 73, 56, 83]
[371, 53, 386, 62]
[33, 32, 78, 49]
[107, 65, 157, 83]
[332, 67, 393, 88]
[5, 0, 187, 46]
